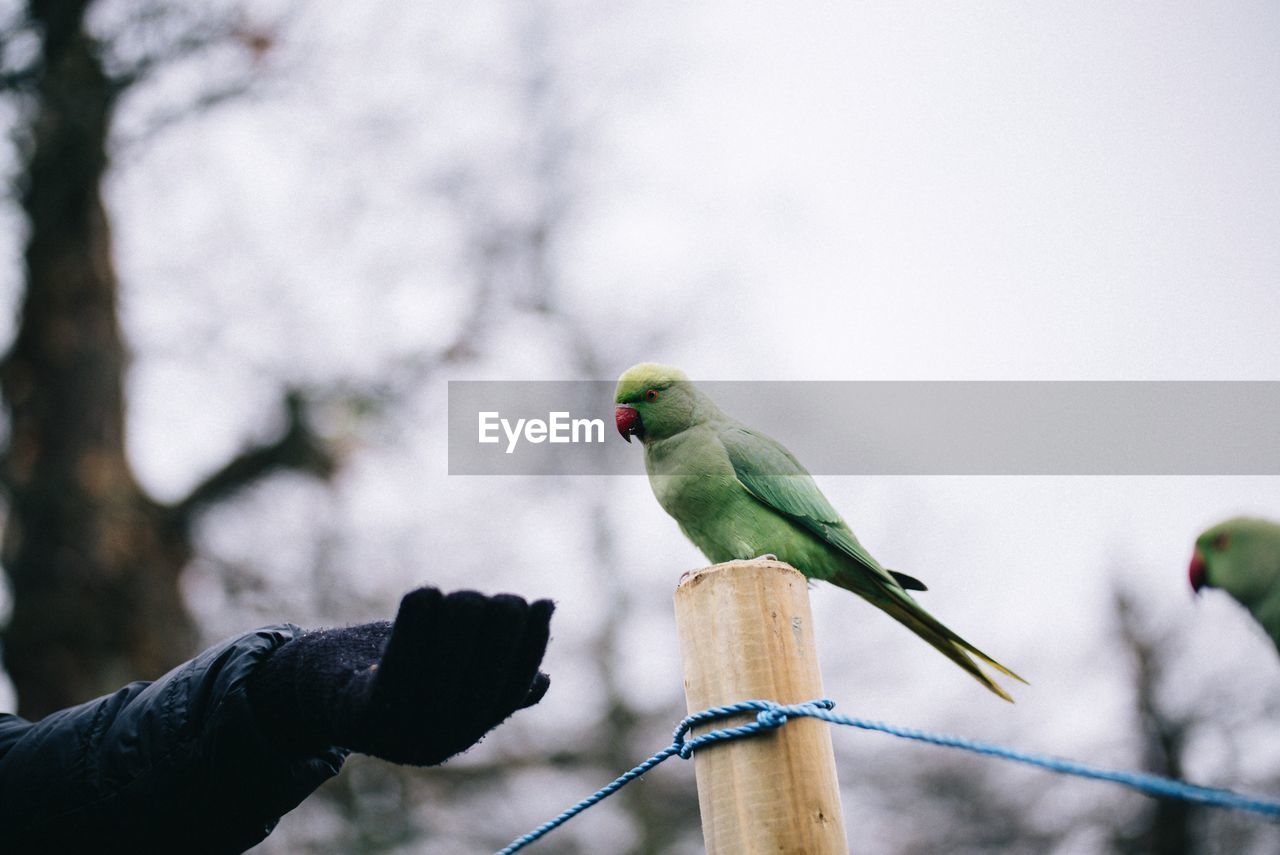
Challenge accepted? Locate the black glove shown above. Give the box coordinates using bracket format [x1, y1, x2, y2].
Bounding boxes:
[247, 587, 553, 766]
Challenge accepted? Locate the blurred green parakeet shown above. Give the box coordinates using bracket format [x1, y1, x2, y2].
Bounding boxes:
[614, 363, 1024, 701]
[1190, 517, 1280, 650]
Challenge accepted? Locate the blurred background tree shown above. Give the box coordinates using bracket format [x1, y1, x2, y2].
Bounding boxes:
[1, 1, 1279, 853]
[0, 1, 334, 718]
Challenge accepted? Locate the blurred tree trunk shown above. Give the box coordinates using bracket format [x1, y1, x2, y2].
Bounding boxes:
[0, 0, 177, 720]
[0, 1, 331, 719]
[1111, 589, 1199, 855]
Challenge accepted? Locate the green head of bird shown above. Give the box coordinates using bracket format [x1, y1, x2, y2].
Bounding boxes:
[614, 363, 697, 443]
[1190, 517, 1280, 608]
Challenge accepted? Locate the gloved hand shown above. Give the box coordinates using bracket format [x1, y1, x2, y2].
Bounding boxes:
[247, 587, 553, 766]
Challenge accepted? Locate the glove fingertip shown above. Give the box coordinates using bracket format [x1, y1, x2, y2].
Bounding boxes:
[397, 586, 444, 620]
[520, 672, 551, 709]
[442, 588, 488, 604]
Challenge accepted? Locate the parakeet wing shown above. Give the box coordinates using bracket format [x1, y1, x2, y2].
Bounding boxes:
[721, 426, 1022, 695]
[720, 425, 904, 588]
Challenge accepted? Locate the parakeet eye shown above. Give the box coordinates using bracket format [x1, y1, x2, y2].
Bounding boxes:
[1212, 532, 1231, 551]
[645, 388, 660, 402]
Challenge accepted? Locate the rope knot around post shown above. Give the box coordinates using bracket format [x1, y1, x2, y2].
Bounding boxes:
[756, 707, 789, 728]
[669, 698, 838, 760]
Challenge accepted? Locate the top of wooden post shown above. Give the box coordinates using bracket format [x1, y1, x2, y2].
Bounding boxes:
[676, 558, 805, 592]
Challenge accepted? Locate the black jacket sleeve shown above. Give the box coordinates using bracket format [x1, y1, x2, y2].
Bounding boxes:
[0, 625, 347, 854]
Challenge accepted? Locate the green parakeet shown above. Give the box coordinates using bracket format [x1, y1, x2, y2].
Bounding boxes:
[614, 363, 1024, 701]
[1190, 517, 1280, 650]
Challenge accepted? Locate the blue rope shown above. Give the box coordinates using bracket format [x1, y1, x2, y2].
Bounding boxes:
[497, 698, 1280, 854]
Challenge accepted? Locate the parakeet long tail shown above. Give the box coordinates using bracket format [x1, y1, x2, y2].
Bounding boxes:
[836, 573, 1027, 702]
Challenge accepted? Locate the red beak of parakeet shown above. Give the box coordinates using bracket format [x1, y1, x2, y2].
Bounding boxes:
[1189, 549, 1207, 594]
[615, 405, 642, 442]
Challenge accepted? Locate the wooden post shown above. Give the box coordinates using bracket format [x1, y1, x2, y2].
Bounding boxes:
[674, 559, 848, 854]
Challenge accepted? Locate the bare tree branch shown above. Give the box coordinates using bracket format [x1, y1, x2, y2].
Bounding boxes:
[107, 19, 239, 94]
[0, 65, 37, 92]
[114, 75, 254, 150]
[168, 390, 337, 532]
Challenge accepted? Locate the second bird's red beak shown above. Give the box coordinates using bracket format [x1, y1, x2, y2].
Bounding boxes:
[1189, 550, 1207, 594]
[615, 405, 642, 443]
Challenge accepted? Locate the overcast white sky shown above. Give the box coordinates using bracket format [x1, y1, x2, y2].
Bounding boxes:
[592, 2, 1280, 381]
[3, 1, 1280, 848]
